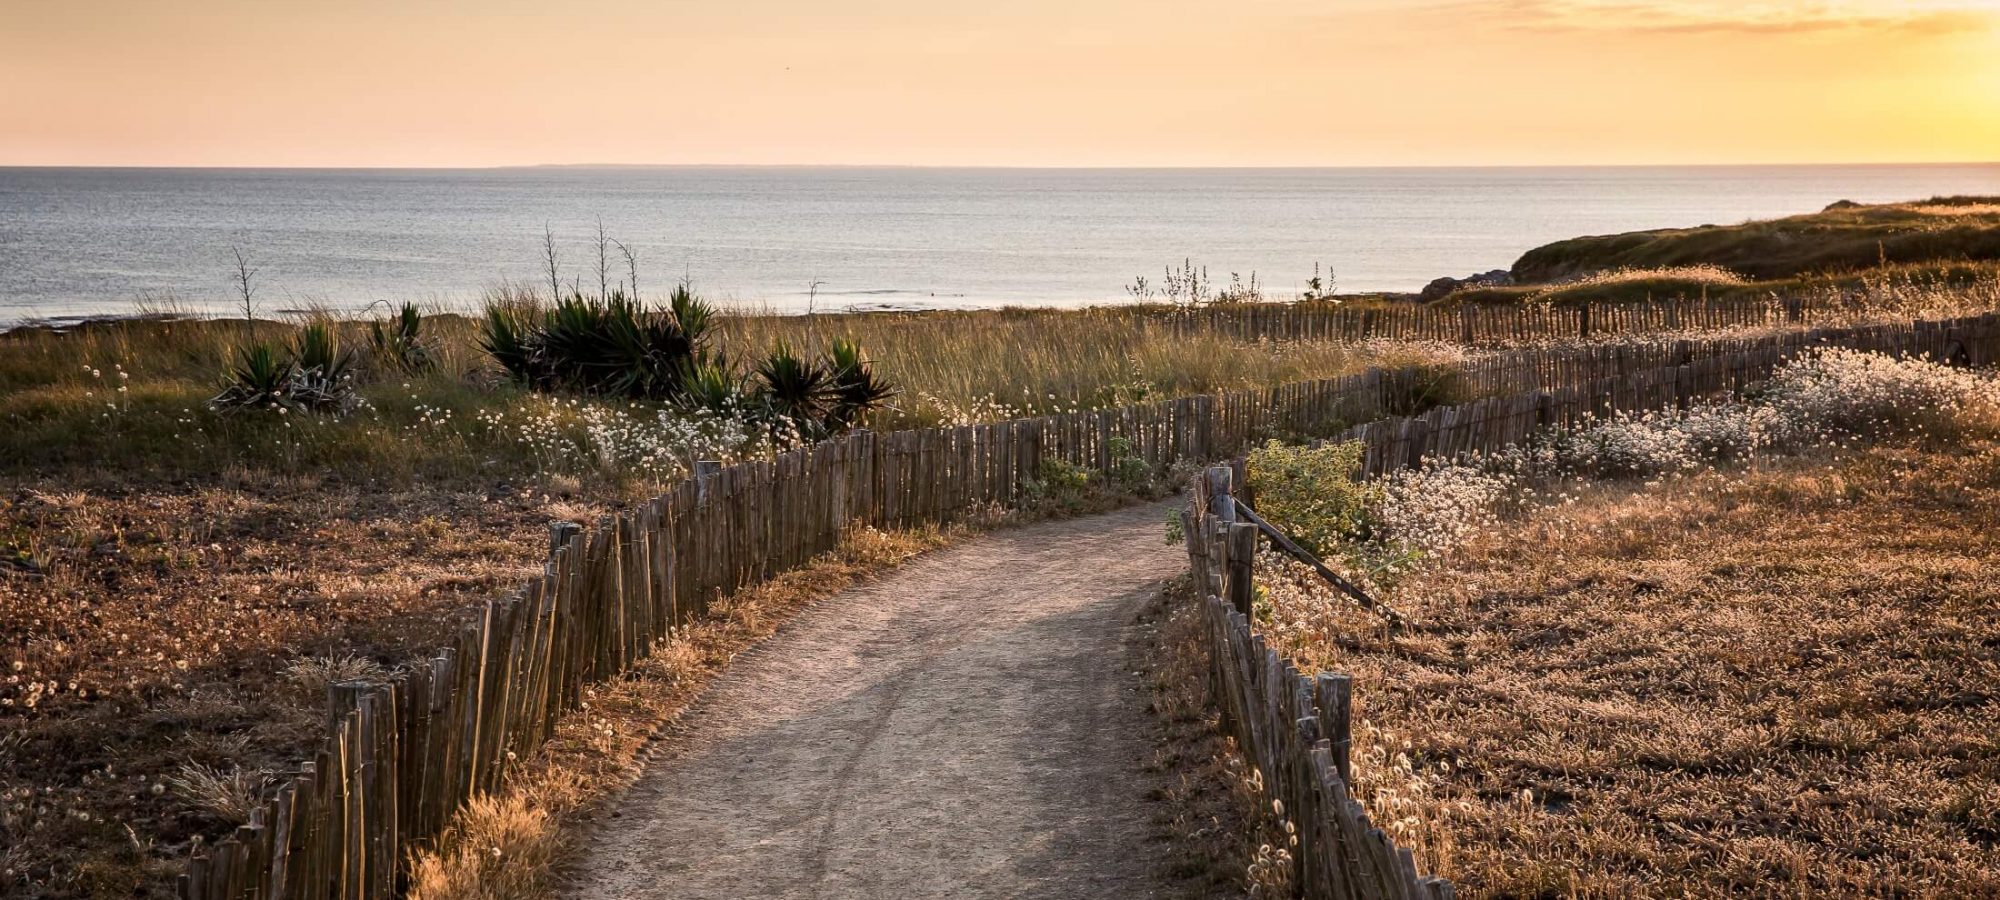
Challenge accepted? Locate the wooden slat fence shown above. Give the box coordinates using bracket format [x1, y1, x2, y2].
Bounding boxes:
[181, 311, 2000, 898]
[1182, 464, 1452, 899]
[1158, 294, 1833, 345]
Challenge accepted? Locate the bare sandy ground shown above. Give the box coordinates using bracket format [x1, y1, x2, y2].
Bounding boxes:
[565, 502, 1180, 899]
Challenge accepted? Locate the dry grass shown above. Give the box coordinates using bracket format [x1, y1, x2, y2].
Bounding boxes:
[712, 306, 1459, 426]
[1264, 435, 2000, 897]
[1543, 264, 1750, 291]
[0, 476, 553, 898]
[1139, 574, 1294, 899]
[0, 305, 1438, 488]
[404, 523, 954, 900]
[1908, 204, 2000, 218]
[164, 764, 269, 826]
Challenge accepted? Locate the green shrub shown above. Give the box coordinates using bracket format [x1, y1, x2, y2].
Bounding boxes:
[480, 285, 894, 445]
[1244, 439, 1376, 561]
[1023, 457, 1093, 513]
[1382, 362, 1467, 417]
[207, 325, 357, 416]
[289, 321, 357, 412]
[209, 343, 298, 413]
[369, 302, 438, 375]
[1107, 435, 1151, 487]
[480, 286, 715, 400]
[825, 338, 895, 432]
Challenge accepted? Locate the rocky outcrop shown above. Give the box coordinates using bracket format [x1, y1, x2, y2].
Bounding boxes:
[1419, 269, 1513, 301]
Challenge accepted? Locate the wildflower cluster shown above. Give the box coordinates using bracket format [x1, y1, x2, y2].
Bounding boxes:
[476, 396, 768, 479]
[1371, 463, 1517, 562]
[1760, 346, 2000, 436]
[1253, 350, 2000, 591]
[1498, 349, 2000, 480]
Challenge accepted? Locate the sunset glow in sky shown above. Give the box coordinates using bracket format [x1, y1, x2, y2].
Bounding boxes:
[4, 0, 1997, 167]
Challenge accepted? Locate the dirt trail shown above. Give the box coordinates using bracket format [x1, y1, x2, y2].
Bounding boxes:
[566, 502, 1181, 899]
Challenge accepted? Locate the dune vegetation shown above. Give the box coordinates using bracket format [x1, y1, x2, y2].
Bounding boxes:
[1509, 196, 2000, 284]
[1242, 349, 2000, 897]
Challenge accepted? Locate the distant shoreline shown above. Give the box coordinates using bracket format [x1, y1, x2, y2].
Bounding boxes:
[2, 161, 1995, 173]
[7, 164, 1994, 325]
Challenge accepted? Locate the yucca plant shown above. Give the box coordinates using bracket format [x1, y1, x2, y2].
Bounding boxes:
[825, 338, 895, 431]
[369, 302, 437, 374]
[750, 342, 837, 439]
[480, 302, 537, 385]
[679, 360, 744, 416]
[209, 343, 299, 413]
[290, 321, 357, 413]
[480, 287, 717, 401]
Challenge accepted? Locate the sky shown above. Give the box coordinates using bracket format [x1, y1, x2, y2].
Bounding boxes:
[3, 0, 1997, 168]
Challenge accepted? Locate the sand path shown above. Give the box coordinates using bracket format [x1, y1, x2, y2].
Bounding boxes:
[565, 501, 1180, 899]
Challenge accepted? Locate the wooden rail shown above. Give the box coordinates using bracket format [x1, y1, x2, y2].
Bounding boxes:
[181, 311, 2000, 898]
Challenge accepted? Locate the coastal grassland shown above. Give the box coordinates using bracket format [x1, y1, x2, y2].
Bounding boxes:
[1509, 196, 2000, 283]
[4, 298, 1382, 896]
[0, 306, 1440, 484]
[714, 304, 1445, 425]
[1268, 434, 2000, 898]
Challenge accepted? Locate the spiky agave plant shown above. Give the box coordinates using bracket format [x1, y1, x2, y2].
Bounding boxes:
[824, 338, 895, 431]
[750, 342, 837, 442]
[209, 343, 299, 413]
[369, 302, 437, 374]
[668, 283, 714, 346]
[289, 321, 358, 412]
[678, 359, 743, 417]
[483, 287, 719, 400]
[479, 301, 539, 386]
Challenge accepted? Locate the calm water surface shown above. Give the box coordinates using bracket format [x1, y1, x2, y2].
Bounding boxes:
[2, 165, 1996, 324]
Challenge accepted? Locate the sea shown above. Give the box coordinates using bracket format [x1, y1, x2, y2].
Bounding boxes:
[2, 164, 1996, 326]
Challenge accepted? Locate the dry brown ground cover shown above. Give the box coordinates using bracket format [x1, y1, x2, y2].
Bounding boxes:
[0, 473, 600, 897]
[1268, 436, 2000, 898]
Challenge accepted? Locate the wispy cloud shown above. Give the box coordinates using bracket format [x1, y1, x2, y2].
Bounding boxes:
[1437, 0, 1998, 36]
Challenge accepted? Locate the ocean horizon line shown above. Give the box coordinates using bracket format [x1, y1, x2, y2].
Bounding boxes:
[2, 160, 1996, 173]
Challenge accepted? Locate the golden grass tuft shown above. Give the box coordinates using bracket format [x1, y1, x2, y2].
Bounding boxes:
[1906, 203, 2000, 217]
[165, 763, 269, 826]
[280, 654, 390, 697]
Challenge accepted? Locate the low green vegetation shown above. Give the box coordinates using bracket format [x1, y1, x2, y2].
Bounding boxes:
[1510, 196, 2000, 283]
[0, 298, 1451, 489]
[479, 285, 892, 444]
[1244, 439, 1375, 562]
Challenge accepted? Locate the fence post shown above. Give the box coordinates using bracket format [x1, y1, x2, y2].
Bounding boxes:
[1205, 465, 1236, 524]
[1226, 522, 1257, 618]
[694, 459, 721, 506]
[326, 681, 370, 736]
[547, 521, 581, 557]
[1316, 673, 1353, 785]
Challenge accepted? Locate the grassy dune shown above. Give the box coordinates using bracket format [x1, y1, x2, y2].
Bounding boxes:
[1510, 196, 2000, 283]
